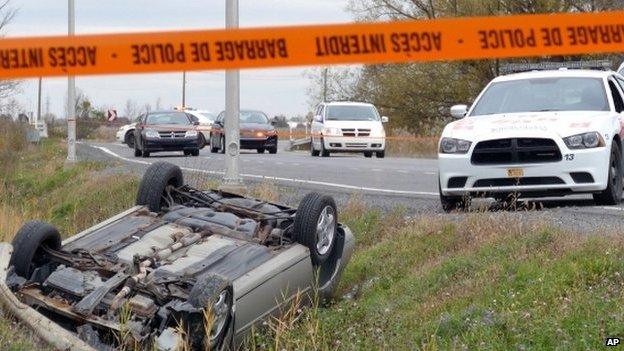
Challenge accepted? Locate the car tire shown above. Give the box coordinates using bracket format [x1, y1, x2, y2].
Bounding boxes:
[293, 193, 337, 265]
[268, 146, 277, 154]
[136, 162, 184, 212]
[10, 221, 61, 279]
[184, 150, 191, 156]
[439, 181, 470, 212]
[593, 141, 623, 205]
[210, 134, 219, 153]
[124, 131, 135, 149]
[188, 275, 234, 351]
[320, 138, 330, 157]
[220, 136, 226, 154]
[142, 151, 150, 158]
[198, 133, 206, 149]
[376, 150, 385, 158]
[191, 149, 200, 156]
[364, 152, 372, 158]
[257, 148, 265, 154]
[310, 140, 320, 157]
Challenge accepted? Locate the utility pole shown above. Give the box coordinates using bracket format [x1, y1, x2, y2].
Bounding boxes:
[182, 71, 186, 108]
[322, 67, 328, 102]
[221, 0, 244, 191]
[66, 0, 76, 163]
[36, 77, 42, 124]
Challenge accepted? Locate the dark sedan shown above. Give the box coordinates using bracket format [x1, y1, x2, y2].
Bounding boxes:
[210, 110, 278, 154]
[134, 111, 201, 157]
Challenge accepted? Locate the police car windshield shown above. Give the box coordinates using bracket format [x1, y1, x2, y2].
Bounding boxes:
[145, 112, 190, 125]
[470, 77, 609, 116]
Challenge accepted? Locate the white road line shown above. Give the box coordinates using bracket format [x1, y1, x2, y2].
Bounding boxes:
[398, 170, 409, 174]
[371, 168, 382, 172]
[599, 206, 624, 211]
[424, 171, 437, 175]
[89, 145, 439, 197]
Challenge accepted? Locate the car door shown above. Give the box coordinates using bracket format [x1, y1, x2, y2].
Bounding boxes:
[311, 105, 324, 147]
[212, 112, 225, 144]
[612, 76, 624, 139]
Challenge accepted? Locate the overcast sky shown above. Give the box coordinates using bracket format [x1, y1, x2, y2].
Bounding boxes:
[6, 0, 352, 118]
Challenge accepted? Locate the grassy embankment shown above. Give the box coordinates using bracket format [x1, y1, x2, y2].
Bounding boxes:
[1, 127, 623, 350]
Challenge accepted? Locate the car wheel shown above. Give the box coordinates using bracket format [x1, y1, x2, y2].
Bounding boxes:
[268, 146, 277, 154]
[257, 148, 265, 154]
[191, 149, 200, 156]
[136, 162, 184, 212]
[10, 221, 61, 279]
[198, 133, 206, 149]
[124, 131, 135, 149]
[376, 150, 385, 158]
[439, 181, 470, 212]
[310, 140, 320, 157]
[320, 138, 330, 157]
[184, 150, 191, 156]
[593, 141, 623, 205]
[188, 275, 234, 350]
[142, 150, 150, 158]
[363, 151, 372, 158]
[293, 193, 337, 265]
[220, 136, 226, 154]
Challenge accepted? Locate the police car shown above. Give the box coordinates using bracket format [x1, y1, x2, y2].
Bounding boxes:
[438, 62, 624, 211]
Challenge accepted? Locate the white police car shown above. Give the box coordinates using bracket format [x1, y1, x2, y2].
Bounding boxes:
[438, 63, 624, 211]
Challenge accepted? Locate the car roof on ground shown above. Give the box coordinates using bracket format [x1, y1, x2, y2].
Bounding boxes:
[494, 69, 613, 82]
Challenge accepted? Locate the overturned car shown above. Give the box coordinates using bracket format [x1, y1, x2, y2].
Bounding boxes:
[0, 162, 355, 350]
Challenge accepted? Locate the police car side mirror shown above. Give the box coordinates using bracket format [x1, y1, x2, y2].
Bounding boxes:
[381, 116, 389, 123]
[450, 105, 468, 119]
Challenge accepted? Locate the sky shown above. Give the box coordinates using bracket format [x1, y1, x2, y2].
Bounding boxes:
[5, 0, 353, 118]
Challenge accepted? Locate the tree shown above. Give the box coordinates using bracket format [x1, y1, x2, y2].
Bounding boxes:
[0, 1, 18, 99]
[123, 99, 140, 119]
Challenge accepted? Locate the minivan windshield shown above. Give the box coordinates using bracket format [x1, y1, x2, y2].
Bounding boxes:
[470, 77, 609, 116]
[145, 112, 191, 125]
[326, 105, 380, 121]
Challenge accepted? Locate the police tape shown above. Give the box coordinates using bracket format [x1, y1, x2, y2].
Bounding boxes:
[1, 11, 624, 79]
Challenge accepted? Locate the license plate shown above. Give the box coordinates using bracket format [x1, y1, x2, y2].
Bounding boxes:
[507, 168, 524, 177]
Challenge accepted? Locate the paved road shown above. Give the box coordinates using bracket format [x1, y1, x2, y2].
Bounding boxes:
[81, 141, 624, 234]
[85, 141, 440, 197]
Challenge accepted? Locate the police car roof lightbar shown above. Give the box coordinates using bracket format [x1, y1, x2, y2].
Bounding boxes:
[500, 60, 613, 74]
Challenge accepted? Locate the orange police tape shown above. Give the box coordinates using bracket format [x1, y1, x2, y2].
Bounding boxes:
[277, 131, 439, 141]
[0, 11, 623, 79]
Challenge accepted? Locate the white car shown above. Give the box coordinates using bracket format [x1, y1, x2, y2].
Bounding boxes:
[438, 68, 624, 211]
[310, 102, 388, 158]
[185, 109, 216, 149]
[116, 122, 136, 148]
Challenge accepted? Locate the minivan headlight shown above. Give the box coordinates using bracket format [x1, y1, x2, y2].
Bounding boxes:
[439, 137, 472, 154]
[185, 130, 198, 138]
[563, 132, 604, 149]
[323, 127, 342, 136]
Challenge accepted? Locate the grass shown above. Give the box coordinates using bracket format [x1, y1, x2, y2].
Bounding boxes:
[248, 200, 624, 350]
[2, 134, 623, 350]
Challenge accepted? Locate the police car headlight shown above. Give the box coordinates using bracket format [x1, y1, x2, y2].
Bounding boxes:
[185, 130, 198, 138]
[563, 132, 604, 149]
[145, 129, 160, 138]
[439, 137, 472, 154]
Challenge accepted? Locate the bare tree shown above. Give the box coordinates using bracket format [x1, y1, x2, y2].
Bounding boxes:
[123, 99, 139, 119]
[0, 1, 18, 99]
